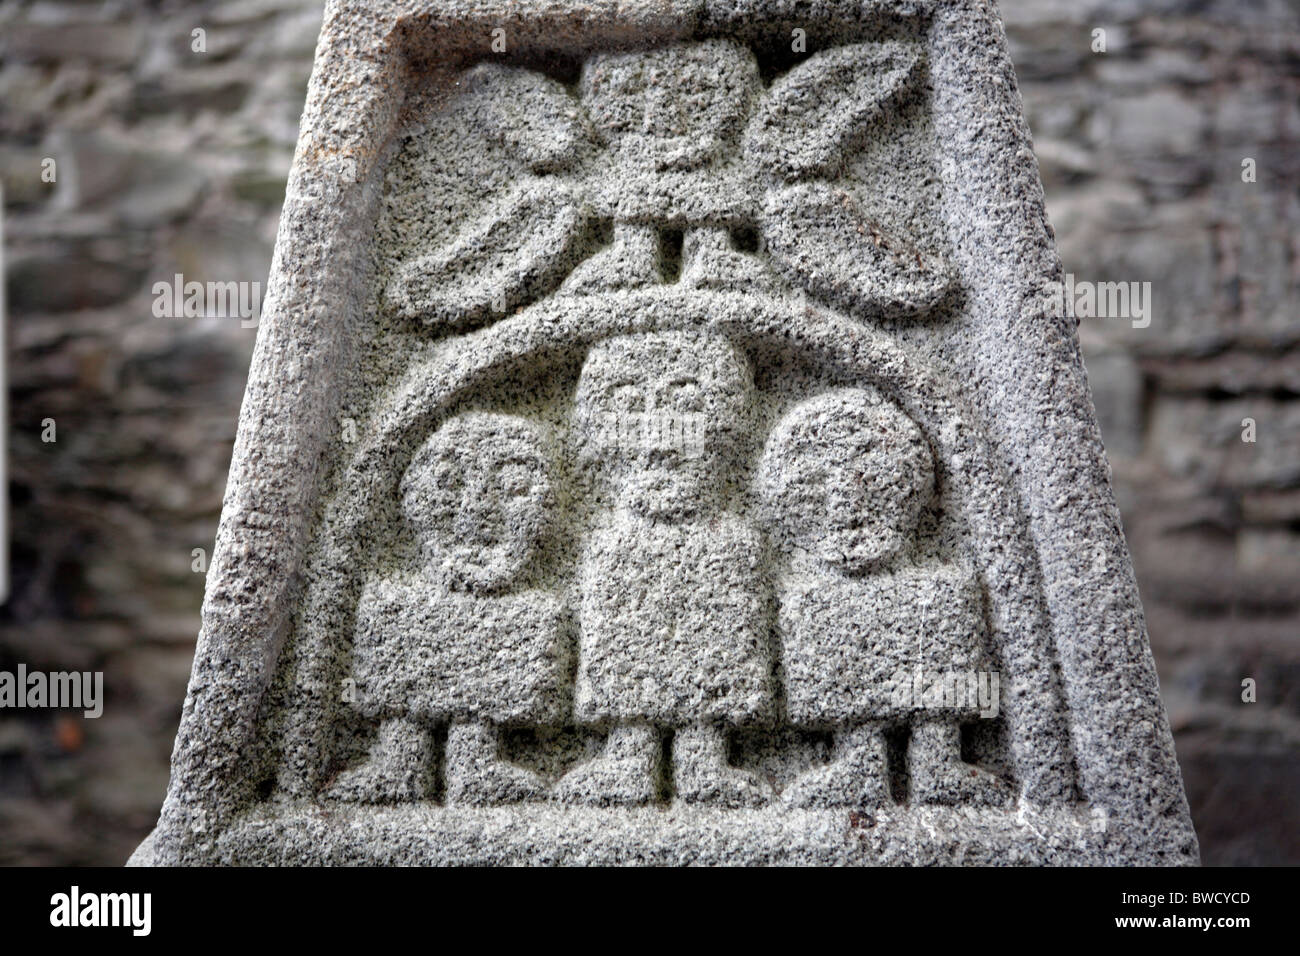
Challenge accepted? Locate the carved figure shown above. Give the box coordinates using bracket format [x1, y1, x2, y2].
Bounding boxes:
[758, 389, 1010, 807]
[384, 40, 952, 331]
[555, 330, 775, 807]
[329, 413, 568, 805]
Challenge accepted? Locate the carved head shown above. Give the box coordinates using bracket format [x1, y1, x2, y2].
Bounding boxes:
[580, 39, 760, 172]
[400, 413, 552, 593]
[758, 389, 934, 574]
[574, 330, 753, 519]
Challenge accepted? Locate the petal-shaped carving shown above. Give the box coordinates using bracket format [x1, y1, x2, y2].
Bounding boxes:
[384, 181, 592, 329]
[459, 63, 593, 174]
[761, 181, 955, 320]
[746, 41, 923, 182]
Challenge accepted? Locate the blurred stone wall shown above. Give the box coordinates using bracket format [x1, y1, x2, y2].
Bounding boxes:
[0, 0, 323, 865]
[1005, 0, 1300, 866]
[0, 0, 1295, 865]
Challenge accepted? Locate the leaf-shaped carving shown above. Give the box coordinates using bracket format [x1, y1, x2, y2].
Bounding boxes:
[761, 182, 955, 320]
[384, 182, 593, 329]
[459, 63, 593, 174]
[745, 41, 923, 182]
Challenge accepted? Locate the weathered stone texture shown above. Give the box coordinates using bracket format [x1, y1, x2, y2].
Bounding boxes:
[1011, 1, 1300, 866]
[111, 0, 1189, 865]
[0, 0, 1294, 865]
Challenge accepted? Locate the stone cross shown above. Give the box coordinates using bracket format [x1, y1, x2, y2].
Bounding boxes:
[131, 0, 1199, 865]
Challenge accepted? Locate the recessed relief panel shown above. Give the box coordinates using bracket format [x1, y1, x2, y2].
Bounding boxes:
[131, 1, 1199, 867]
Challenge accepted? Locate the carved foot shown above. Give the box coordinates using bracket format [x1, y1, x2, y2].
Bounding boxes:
[673, 723, 773, 808]
[782, 724, 891, 809]
[554, 724, 660, 807]
[324, 716, 434, 804]
[445, 721, 548, 806]
[908, 719, 1010, 807]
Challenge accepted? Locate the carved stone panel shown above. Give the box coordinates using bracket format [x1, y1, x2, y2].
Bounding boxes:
[131, 0, 1199, 866]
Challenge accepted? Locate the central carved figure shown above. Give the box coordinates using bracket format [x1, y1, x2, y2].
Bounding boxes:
[557, 330, 775, 807]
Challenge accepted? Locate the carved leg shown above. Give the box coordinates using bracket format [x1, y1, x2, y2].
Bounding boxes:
[673, 723, 773, 808]
[324, 716, 433, 804]
[907, 719, 1010, 807]
[445, 721, 547, 806]
[782, 724, 890, 808]
[554, 724, 660, 807]
[561, 222, 661, 293]
[681, 226, 772, 291]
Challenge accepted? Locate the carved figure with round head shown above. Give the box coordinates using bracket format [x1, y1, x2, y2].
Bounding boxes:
[758, 388, 934, 574]
[580, 39, 761, 173]
[401, 412, 552, 593]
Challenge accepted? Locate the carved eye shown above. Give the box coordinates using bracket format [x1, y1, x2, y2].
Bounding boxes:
[432, 459, 462, 492]
[497, 462, 538, 498]
[791, 463, 828, 489]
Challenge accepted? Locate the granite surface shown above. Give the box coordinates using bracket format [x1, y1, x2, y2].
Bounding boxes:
[128, 0, 1200, 866]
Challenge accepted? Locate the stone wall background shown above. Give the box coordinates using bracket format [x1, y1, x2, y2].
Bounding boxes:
[0, 0, 1295, 865]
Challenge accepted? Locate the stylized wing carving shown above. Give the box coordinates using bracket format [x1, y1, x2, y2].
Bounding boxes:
[761, 182, 955, 320]
[384, 64, 595, 329]
[745, 43, 952, 319]
[462, 63, 594, 174]
[744, 41, 923, 182]
[384, 181, 593, 328]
